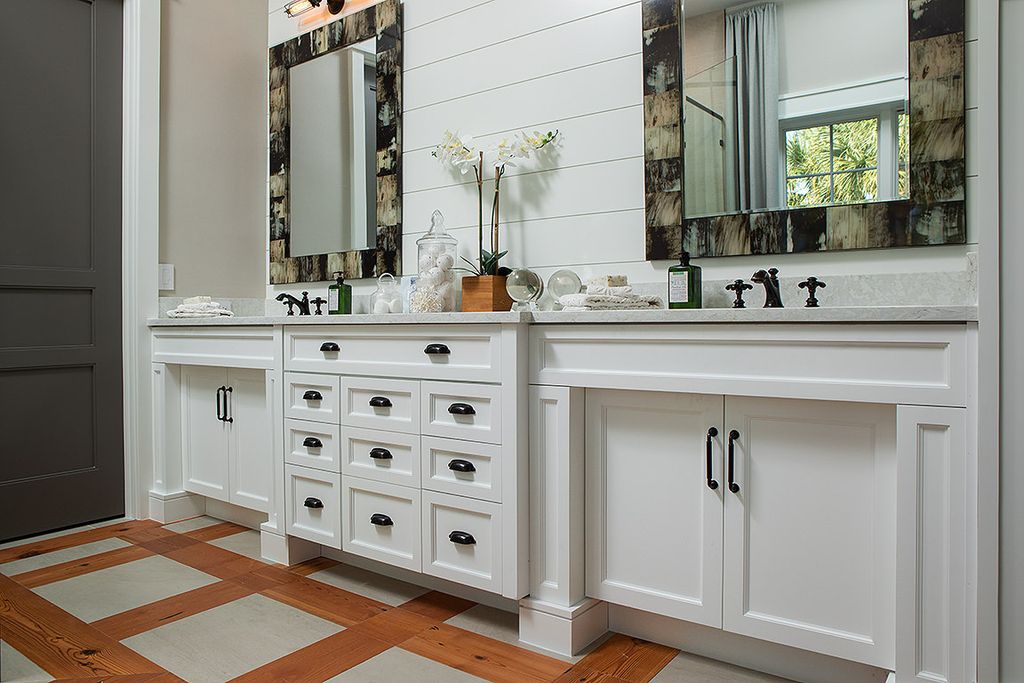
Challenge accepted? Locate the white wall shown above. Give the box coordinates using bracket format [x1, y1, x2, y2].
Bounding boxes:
[267, 0, 983, 303]
[160, 0, 268, 299]
[999, 1, 1023, 680]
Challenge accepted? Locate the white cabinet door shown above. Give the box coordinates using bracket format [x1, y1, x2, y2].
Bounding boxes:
[227, 368, 273, 513]
[722, 397, 896, 668]
[181, 366, 229, 501]
[585, 389, 724, 627]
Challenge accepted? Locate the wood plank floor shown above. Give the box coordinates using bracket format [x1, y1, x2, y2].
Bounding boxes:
[0, 516, 788, 682]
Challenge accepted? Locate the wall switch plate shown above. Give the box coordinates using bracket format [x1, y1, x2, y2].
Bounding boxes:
[158, 264, 175, 291]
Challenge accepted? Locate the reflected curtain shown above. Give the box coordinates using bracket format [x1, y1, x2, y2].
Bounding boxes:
[725, 3, 778, 211]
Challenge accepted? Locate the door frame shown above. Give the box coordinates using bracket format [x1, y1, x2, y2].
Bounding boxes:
[121, 0, 161, 521]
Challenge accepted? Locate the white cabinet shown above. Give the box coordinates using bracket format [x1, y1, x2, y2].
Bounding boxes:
[181, 366, 272, 513]
[585, 390, 896, 668]
[585, 389, 724, 628]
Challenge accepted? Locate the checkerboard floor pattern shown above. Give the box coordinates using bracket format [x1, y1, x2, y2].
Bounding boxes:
[0, 517, 791, 682]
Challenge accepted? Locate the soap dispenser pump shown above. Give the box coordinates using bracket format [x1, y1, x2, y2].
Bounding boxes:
[668, 250, 702, 309]
[328, 271, 352, 314]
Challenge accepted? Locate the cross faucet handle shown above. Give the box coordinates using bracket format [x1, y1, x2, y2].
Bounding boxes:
[311, 297, 327, 315]
[726, 279, 754, 308]
[798, 277, 827, 307]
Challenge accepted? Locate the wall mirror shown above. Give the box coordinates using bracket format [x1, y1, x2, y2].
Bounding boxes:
[269, 0, 402, 284]
[642, 0, 966, 260]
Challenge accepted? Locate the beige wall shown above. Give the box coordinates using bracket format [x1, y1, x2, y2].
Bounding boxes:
[159, 0, 267, 298]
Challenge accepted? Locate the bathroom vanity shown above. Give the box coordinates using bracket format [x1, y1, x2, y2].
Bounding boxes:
[149, 308, 978, 683]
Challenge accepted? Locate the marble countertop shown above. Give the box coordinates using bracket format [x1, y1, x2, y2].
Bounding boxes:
[148, 305, 977, 327]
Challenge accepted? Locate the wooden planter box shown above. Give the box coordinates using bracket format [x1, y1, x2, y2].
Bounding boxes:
[461, 275, 513, 312]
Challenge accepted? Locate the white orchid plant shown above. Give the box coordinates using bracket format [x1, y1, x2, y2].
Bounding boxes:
[433, 129, 559, 276]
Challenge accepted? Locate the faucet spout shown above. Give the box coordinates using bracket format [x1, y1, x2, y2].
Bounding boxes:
[276, 291, 312, 316]
[751, 268, 784, 308]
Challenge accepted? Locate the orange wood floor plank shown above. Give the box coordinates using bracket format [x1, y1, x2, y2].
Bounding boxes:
[399, 590, 475, 621]
[182, 521, 250, 542]
[163, 542, 267, 580]
[260, 575, 390, 627]
[345, 606, 439, 645]
[287, 556, 339, 576]
[400, 623, 572, 683]
[228, 564, 300, 592]
[229, 628, 392, 683]
[90, 579, 256, 641]
[0, 520, 159, 565]
[0, 574, 167, 679]
[564, 634, 679, 683]
[11, 545, 155, 589]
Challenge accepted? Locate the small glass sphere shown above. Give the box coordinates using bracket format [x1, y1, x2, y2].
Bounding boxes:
[547, 269, 582, 299]
[506, 268, 543, 312]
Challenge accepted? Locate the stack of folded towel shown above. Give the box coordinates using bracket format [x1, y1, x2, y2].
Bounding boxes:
[558, 277, 663, 311]
[167, 296, 234, 318]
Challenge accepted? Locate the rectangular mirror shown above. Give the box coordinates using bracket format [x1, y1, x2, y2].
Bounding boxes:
[642, 0, 966, 259]
[269, 0, 402, 284]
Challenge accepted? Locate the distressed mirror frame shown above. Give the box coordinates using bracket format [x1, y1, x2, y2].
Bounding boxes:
[269, 0, 402, 284]
[642, 0, 966, 260]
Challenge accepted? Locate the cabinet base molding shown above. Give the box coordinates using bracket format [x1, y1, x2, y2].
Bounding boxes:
[147, 490, 206, 524]
[204, 499, 268, 531]
[261, 531, 320, 566]
[608, 604, 891, 683]
[518, 597, 608, 657]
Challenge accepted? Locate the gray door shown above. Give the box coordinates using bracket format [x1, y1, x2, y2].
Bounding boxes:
[0, 0, 124, 541]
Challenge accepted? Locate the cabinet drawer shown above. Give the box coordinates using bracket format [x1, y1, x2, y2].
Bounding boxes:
[341, 427, 420, 487]
[422, 382, 502, 444]
[422, 490, 502, 593]
[284, 325, 501, 382]
[342, 478, 421, 572]
[285, 465, 342, 549]
[284, 372, 341, 424]
[341, 377, 420, 434]
[421, 437, 501, 503]
[285, 419, 341, 472]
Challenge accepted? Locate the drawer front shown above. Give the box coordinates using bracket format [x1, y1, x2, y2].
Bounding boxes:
[342, 478, 421, 572]
[422, 490, 502, 593]
[286, 465, 342, 549]
[341, 377, 420, 434]
[421, 437, 501, 503]
[285, 372, 341, 424]
[285, 419, 341, 472]
[421, 382, 502, 444]
[284, 325, 501, 382]
[342, 427, 420, 487]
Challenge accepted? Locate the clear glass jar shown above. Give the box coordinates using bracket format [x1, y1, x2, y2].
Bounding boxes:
[411, 210, 458, 313]
[370, 273, 402, 314]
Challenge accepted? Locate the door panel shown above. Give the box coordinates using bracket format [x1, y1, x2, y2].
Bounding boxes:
[0, 0, 124, 541]
[722, 397, 896, 668]
[181, 367, 229, 501]
[228, 369, 273, 512]
[585, 389, 724, 627]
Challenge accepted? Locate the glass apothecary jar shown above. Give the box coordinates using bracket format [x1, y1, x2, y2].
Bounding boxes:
[370, 273, 402, 314]
[410, 210, 457, 313]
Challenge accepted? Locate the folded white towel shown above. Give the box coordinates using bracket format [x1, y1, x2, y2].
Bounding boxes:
[558, 293, 663, 311]
[168, 298, 234, 318]
[586, 284, 634, 296]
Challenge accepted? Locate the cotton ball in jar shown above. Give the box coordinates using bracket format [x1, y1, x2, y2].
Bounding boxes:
[418, 254, 436, 272]
[435, 253, 454, 271]
[426, 267, 445, 284]
[436, 280, 453, 303]
[427, 245, 444, 258]
[417, 271, 437, 287]
[388, 298, 403, 314]
[372, 299, 391, 315]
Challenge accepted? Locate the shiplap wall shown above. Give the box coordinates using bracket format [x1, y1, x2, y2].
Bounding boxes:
[267, 0, 984, 298]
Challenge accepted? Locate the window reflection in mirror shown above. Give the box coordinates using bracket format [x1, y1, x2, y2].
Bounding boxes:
[289, 38, 377, 257]
[682, 0, 909, 218]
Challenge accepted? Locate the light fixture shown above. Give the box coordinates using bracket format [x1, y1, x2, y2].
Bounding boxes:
[284, 0, 345, 18]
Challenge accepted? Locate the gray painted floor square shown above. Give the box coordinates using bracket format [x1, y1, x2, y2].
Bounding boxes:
[444, 604, 585, 663]
[0, 537, 132, 576]
[650, 652, 795, 682]
[209, 529, 263, 560]
[307, 563, 429, 606]
[123, 593, 343, 683]
[32, 554, 219, 622]
[0, 640, 53, 682]
[327, 647, 485, 682]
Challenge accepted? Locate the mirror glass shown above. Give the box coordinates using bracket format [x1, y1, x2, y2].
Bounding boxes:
[682, 0, 909, 219]
[289, 38, 377, 257]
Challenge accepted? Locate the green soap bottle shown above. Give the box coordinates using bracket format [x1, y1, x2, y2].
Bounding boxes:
[668, 250, 702, 309]
[328, 271, 352, 314]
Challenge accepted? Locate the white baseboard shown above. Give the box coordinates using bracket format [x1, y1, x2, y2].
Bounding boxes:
[519, 597, 608, 657]
[261, 531, 320, 566]
[147, 490, 205, 523]
[204, 499, 269, 531]
[609, 604, 891, 683]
